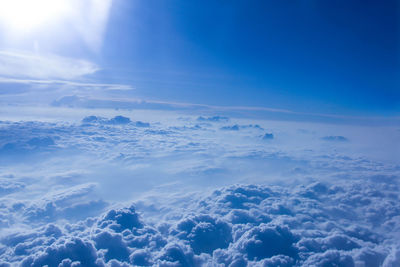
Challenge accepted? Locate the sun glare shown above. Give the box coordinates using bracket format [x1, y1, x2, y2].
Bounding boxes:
[0, 0, 70, 33]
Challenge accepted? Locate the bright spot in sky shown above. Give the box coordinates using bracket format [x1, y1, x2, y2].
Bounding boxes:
[0, 0, 112, 52]
[0, 0, 70, 33]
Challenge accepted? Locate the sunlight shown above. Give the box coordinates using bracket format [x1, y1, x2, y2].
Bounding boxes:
[0, 0, 70, 33]
[0, 0, 113, 52]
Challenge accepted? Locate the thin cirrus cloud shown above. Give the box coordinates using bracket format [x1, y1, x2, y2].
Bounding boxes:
[0, 51, 134, 95]
[0, 0, 117, 92]
[0, 77, 134, 91]
[0, 50, 99, 80]
[0, 50, 135, 92]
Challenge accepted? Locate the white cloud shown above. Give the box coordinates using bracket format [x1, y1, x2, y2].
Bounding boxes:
[0, 0, 115, 94]
[1, 178, 399, 265]
[0, 50, 99, 80]
[0, 110, 399, 265]
[0, 77, 133, 91]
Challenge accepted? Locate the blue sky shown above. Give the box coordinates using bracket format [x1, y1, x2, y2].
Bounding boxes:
[100, 0, 399, 114]
[0, 0, 398, 116]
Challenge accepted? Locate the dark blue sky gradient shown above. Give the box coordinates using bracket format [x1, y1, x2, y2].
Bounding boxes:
[97, 0, 399, 115]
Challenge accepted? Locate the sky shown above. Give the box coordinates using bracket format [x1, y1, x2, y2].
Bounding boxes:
[1, 1, 400, 266]
[0, 0, 398, 117]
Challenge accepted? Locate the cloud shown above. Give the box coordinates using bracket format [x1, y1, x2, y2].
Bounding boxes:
[322, 135, 349, 142]
[302, 250, 355, 266]
[1, 178, 399, 266]
[196, 116, 230, 122]
[81, 116, 150, 128]
[221, 124, 240, 131]
[0, 136, 57, 158]
[46, 94, 400, 126]
[81, 115, 132, 125]
[220, 124, 263, 131]
[108, 116, 131, 125]
[0, 66, 132, 103]
[235, 224, 298, 260]
[172, 215, 232, 254]
[0, 77, 133, 91]
[0, 180, 25, 196]
[20, 237, 99, 267]
[0, 112, 399, 266]
[263, 133, 274, 140]
[0, 51, 99, 80]
[23, 183, 107, 223]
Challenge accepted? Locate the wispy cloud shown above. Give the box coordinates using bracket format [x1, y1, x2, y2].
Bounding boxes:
[0, 50, 99, 80]
[45, 95, 400, 126]
[0, 77, 133, 91]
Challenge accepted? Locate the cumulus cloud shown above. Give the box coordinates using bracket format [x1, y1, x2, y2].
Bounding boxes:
[107, 116, 131, 125]
[81, 115, 132, 125]
[263, 133, 274, 140]
[81, 115, 151, 127]
[196, 116, 229, 122]
[1, 178, 399, 266]
[172, 215, 232, 254]
[220, 124, 264, 131]
[0, 112, 398, 266]
[221, 124, 240, 131]
[322, 135, 348, 142]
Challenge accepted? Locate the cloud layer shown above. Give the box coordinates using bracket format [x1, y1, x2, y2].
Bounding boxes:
[0, 110, 399, 266]
[1, 179, 399, 266]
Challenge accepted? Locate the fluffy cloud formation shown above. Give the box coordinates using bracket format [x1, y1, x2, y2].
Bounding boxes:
[1, 178, 400, 266]
[82, 115, 132, 125]
[0, 111, 399, 266]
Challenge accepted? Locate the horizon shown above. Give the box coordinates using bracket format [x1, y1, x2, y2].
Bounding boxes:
[0, 0, 398, 117]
